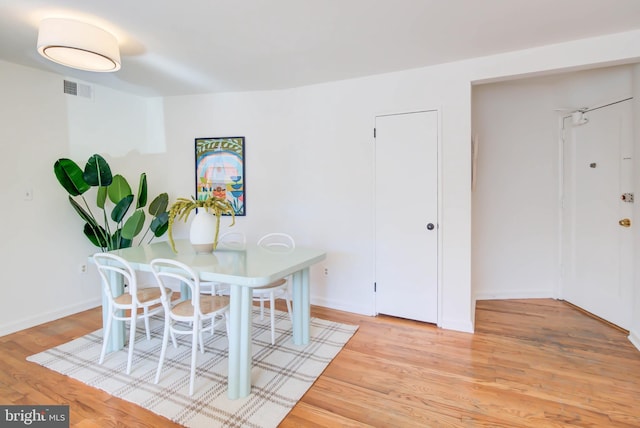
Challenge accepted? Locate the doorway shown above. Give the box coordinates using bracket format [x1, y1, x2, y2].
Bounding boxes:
[561, 98, 634, 329]
[374, 110, 439, 323]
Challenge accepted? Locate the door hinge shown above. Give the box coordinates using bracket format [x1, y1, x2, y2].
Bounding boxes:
[373, 128, 376, 138]
[374, 282, 377, 292]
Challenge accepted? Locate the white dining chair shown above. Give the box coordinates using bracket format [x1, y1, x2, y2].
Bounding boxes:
[253, 232, 294, 344]
[150, 258, 230, 396]
[93, 252, 172, 375]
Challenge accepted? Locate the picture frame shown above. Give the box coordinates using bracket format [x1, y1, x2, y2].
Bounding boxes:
[195, 136, 245, 216]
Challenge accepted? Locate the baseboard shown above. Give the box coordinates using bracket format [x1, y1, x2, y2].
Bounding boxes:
[0, 298, 101, 337]
[628, 330, 640, 352]
[310, 296, 475, 333]
[440, 317, 474, 333]
[310, 296, 374, 316]
[474, 290, 554, 301]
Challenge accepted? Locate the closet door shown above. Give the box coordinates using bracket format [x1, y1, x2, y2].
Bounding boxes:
[375, 110, 438, 323]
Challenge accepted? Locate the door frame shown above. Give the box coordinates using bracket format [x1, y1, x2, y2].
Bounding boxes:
[372, 107, 444, 327]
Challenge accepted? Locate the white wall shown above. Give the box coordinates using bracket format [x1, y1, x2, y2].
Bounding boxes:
[472, 79, 559, 299]
[161, 68, 475, 330]
[2, 29, 640, 337]
[472, 65, 634, 300]
[0, 61, 96, 335]
[0, 60, 169, 336]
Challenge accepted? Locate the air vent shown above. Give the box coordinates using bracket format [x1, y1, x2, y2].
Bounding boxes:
[63, 80, 93, 99]
[63, 80, 77, 95]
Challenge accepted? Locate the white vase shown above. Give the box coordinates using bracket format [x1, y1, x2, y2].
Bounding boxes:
[189, 211, 218, 253]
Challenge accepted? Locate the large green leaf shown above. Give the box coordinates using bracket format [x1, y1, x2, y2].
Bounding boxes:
[148, 193, 169, 216]
[111, 194, 134, 223]
[150, 211, 169, 237]
[83, 154, 112, 187]
[83, 223, 108, 248]
[96, 186, 108, 209]
[121, 210, 145, 239]
[136, 173, 148, 209]
[68, 196, 98, 228]
[54, 159, 90, 196]
[110, 229, 132, 250]
[108, 174, 132, 204]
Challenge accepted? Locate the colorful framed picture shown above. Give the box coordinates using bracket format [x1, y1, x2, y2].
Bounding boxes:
[195, 137, 245, 216]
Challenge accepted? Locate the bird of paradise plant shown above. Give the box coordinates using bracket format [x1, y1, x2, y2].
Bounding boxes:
[54, 154, 169, 251]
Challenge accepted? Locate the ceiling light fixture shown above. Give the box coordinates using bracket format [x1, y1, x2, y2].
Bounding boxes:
[37, 18, 121, 72]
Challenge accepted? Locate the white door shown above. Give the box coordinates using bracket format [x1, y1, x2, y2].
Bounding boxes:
[375, 110, 438, 323]
[562, 99, 634, 329]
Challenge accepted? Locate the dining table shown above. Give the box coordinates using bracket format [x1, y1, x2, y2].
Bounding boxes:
[98, 238, 326, 399]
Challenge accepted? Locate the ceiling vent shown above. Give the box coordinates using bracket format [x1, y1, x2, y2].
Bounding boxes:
[63, 80, 93, 99]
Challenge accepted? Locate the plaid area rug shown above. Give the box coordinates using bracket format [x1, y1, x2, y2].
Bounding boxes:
[27, 309, 358, 427]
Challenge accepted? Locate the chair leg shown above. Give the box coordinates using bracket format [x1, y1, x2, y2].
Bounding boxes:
[270, 291, 276, 345]
[99, 310, 113, 365]
[285, 294, 293, 322]
[126, 311, 137, 375]
[170, 327, 178, 348]
[259, 295, 265, 320]
[224, 311, 230, 337]
[189, 322, 198, 396]
[198, 319, 205, 354]
[155, 316, 171, 384]
[144, 306, 151, 340]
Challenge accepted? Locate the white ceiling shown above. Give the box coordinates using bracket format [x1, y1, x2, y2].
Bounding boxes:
[1, 0, 640, 97]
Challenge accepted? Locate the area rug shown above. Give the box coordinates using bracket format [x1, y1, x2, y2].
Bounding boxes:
[27, 309, 358, 427]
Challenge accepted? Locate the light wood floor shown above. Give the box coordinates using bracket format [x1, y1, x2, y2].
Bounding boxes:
[2, 299, 639, 427]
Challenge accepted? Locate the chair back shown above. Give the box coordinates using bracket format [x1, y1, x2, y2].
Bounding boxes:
[257, 232, 295, 250]
[150, 258, 203, 316]
[93, 253, 139, 304]
[219, 231, 246, 250]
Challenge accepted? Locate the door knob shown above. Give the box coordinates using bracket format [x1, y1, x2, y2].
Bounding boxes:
[427, 223, 435, 230]
[619, 218, 631, 227]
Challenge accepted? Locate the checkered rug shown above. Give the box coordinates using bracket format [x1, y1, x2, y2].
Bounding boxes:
[27, 309, 358, 427]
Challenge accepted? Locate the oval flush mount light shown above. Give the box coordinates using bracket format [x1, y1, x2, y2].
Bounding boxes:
[37, 18, 121, 72]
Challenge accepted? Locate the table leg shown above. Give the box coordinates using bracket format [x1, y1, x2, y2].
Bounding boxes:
[102, 270, 125, 352]
[227, 283, 253, 399]
[291, 268, 311, 345]
[180, 281, 191, 301]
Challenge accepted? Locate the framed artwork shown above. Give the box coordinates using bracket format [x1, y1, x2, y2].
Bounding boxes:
[195, 137, 245, 216]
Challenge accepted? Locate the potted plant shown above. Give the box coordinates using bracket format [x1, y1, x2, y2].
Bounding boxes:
[167, 195, 235, 253]
[54, 154, 170, 251]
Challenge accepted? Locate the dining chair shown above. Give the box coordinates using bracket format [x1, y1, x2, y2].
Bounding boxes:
[253, 232, 294, 344]
[200, 230, 247, 297]
[93, 253, 172, 375]
[150, 258, 230, 396]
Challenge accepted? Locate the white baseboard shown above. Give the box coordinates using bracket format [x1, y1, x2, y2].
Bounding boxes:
[310, 296, 374, 316]
[310, 296, 475, 333]
[474, 290, 554, 301]
[440, 317, 474, 333]
[628, 330, 640, 352]
[0, 298, 101, 338]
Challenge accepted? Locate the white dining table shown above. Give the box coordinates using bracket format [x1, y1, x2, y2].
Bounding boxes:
[100, 238, 326, 399]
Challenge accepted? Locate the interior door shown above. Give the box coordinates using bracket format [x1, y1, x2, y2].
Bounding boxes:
[562, 99, 634, 329]
[375, 110, 438, 323]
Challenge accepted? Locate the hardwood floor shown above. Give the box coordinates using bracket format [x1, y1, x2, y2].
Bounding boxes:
[2, 299, 639, 427]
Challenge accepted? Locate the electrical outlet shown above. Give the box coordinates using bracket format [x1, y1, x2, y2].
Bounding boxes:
[324, 267, 329, 276]
[79, 264, 87, 274]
